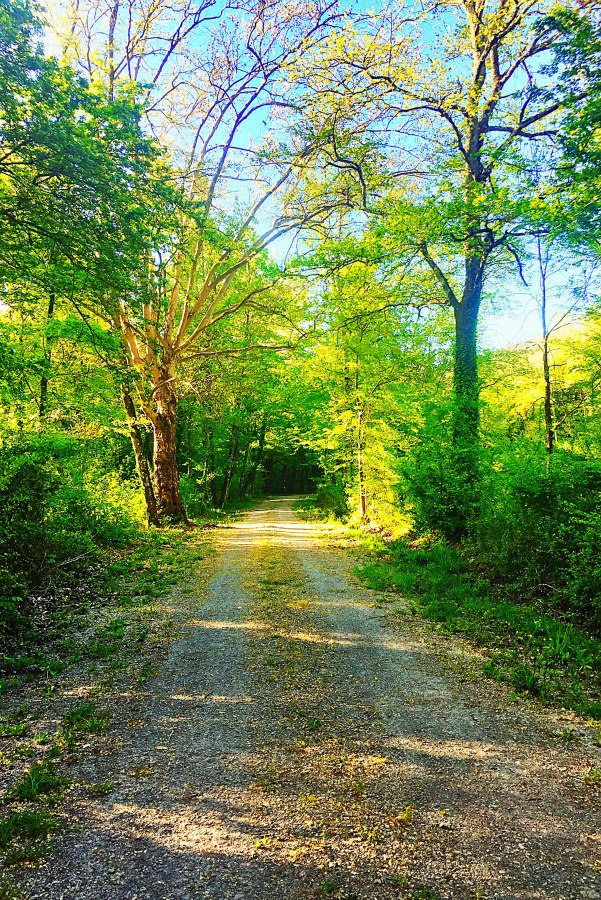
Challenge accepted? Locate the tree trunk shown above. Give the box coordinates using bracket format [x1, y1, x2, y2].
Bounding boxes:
[453, 260, 482, 455]
[151, 376, 187, 522]
[245, 417, 267, 496]
[39, 292, 56, 420]
[205, 427, 217, 505]
[219, 422, 239, 508]
[449, 253, 484, 534]
[237, 436, 252, 498]
[537, 234, 554, 463]
[357, 408, 367, 520]
[122, 387, 161, 526]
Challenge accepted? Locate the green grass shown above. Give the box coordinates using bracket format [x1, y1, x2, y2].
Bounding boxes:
[63, 701, 108, 734]
[0, 810, 58, 850]
[0, 878, 26, 899]
[10, 762, 70, 801]
[357, 539, 601, 720]
[0, 724, 27, 739]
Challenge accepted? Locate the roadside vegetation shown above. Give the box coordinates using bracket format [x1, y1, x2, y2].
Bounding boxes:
[1, 0, 601, 874]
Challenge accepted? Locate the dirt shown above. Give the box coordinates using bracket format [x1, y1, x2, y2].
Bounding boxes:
[13, 498, 601, 900]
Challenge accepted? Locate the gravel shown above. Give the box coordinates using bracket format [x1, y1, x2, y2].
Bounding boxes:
[14, 498, 601, 900]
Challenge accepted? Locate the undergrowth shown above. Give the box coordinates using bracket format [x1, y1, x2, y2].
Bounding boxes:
[0, 523, 213, 874]
[356, 535, 601, 721]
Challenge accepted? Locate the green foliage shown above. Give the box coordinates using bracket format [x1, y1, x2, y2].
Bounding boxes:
[0, 437, 142, 646]
[358, 537, 601, 717]
[0, 810, 58, 850]
[10, 762, 70, 801]
[63, 702, 108, 734]
[475, 453, 601, 631]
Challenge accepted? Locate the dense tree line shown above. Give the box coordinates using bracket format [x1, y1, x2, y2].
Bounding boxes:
[1, 0, 601, 648]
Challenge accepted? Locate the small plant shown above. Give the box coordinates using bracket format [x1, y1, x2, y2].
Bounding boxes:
[10, 762, 70, 801]
[348, 779, 366, 797]
[391, 804, 415, 829]
[137, 661, 158, 683]
[88, 780, 114, 797]
[4, 841, 50, 866]
[0, 724, 27, 740]
[559, 728, 580, 743]
[583, 766, 601, 786]
[0, 809, 59, 849]
[306, 717, 323, 732]
[315, 880, 340, 898]
[63, 702, 108, 734]
[0, 878, 26, 899]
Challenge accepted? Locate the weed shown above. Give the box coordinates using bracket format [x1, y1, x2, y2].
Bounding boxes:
[10, 762, 70, 801]
[306, 717, 323, 732]
[4, 840, 50, 866]
[0, 724, 27, 740]
[0, 879, 26, 899]
[348, 780, 366, 797]
[137, 661, 158, 683]
[583, 766, 601, 786]
[559, 728, 580, 743]
[315, 880, 340, 898]
[0, 809, 58, 849]
[63, 702, 108, 734]
[88, 780, 113, 796]
[391, 805, 415, 829]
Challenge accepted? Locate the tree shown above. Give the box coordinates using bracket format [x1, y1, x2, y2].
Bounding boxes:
[51, 0, 345, 522]
[298, 0, 579, 526]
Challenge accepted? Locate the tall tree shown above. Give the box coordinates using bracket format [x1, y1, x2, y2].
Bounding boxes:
[299, 0, 581, 525]
[52, 0, 345, 521]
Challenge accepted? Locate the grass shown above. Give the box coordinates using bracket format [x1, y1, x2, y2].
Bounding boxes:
[0, 724, 27, 740]
[88, 779, 113, 797]
[10, 761, 70, 801]
[0, 810, 58, 850]
[0, 879, 26, 899]
[357, 538, 601, 720]
[63, 701, 108, 734]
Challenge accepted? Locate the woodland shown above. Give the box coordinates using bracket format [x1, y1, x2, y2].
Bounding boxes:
[1, 0, 601, 709]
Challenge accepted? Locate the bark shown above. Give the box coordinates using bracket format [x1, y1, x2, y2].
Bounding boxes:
[452, 254, 484, 458]
[244, 417, 267, 496]
[542, 339, 554, 458]
[122, 387, 160, 526]
[357, 408, 367, 520]
[205, 427, 217, 505]
[151, 375, 188, 522]
[237, 437, 252, 498]
[219, 422, 239, 508]
[538, 235, 554, 461]
[39, 292, 56, 420]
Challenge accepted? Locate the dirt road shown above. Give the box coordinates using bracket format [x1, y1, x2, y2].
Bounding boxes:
[18, 499, 600, 899]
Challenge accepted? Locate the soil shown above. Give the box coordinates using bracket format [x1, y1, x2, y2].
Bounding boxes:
[13, 498, 601, 900]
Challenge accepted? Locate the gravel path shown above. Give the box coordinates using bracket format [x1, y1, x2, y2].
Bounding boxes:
[17, 498, 600, 900]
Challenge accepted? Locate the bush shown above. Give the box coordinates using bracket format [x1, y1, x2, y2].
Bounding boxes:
[0, 436, 142, 646]
[475, 450, 601, 631]
[314, 477, 349, 518]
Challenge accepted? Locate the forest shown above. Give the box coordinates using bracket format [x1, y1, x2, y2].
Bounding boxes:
[2, 0, 601, 893]
[3, 0, 601, 656]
